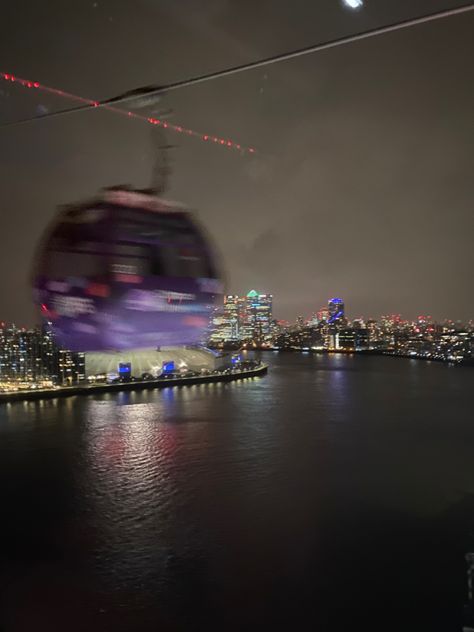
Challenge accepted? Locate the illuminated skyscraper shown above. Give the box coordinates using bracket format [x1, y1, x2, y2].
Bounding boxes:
[241, 290, 273, 345]
[222, 295, 241, 341]
[208, 308, 226, 344]
[208, 290, 273, 346]
[209, 296, 244, 344]
[328, 298, 345, 324]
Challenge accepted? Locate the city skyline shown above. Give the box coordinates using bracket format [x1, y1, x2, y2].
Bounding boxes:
[208, 292, 473, 363]
[1, 294, 472, 392]
[215, 291, 472, 325]
[5, 289, 472, 334]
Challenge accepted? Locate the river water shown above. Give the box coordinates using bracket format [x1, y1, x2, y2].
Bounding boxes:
[0, 353, 473, 631]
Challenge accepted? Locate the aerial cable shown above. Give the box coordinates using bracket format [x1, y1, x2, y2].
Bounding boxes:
[101, 3, 474, 105]
[0, 72, 255, 153]
[0, 2, 472, 138]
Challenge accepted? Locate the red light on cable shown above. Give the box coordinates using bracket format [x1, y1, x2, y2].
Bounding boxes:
[3, 69, 254, 154]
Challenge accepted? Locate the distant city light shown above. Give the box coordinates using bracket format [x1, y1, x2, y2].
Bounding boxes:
[343, 0, 364, 9]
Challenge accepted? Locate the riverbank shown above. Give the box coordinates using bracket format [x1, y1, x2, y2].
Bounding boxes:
[0, 363, 268, 403]
[267, 347, 471, 366]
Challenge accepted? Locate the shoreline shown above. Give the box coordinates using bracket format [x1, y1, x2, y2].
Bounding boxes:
[0, 363, 268, 403]
[259, 348, 472, 366]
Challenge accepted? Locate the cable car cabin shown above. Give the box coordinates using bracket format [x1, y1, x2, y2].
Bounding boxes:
[33, 187, 224, 352]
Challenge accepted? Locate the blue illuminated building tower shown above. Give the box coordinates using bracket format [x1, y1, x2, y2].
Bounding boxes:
[328, 298, 345, 324]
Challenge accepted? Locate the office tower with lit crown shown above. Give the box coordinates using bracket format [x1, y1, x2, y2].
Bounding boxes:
[328, 298, 345, 324]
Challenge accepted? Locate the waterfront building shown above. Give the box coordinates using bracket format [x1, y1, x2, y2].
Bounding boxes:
[241, 290, 273, 346]
[58, 350, 85, 385]
[0, 321, 86, 387]
[337, 328, 369, 351]
[208, 308, 226, 344]
[208, 295, 246, 345]
[222, 295, 241, 341]
[322, 324, 337, 350]
[208, 290, 274, 347]
[84, 347, 222, 380]
[40, 323, 60, 382]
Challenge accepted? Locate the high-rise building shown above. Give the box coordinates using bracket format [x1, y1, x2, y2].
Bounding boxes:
[40, 322, 59, 382]
[208, 296, 243, 344]
[0, 324, 42, 382]
[328, 298, 345, 324]
[223, 295, 241, 341]
[208, 308, 226, 344]
[241, 290, 273, 345]
[58, 350, 86, 385]
[0, 321, 86, 387]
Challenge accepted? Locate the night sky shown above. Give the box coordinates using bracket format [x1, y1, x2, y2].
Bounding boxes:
[0, 0, 472, 324]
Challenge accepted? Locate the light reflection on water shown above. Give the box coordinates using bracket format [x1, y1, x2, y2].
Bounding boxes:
[0, 353, 473, 629]
[84, 399, 183, 592]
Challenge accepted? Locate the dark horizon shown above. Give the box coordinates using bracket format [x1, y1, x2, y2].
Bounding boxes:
[0, 0, 473, 324]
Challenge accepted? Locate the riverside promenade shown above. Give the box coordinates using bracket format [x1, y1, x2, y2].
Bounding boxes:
[0, 363, 268, 403]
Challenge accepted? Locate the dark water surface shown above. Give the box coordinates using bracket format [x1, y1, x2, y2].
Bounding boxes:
[0, 353, 473, 631]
